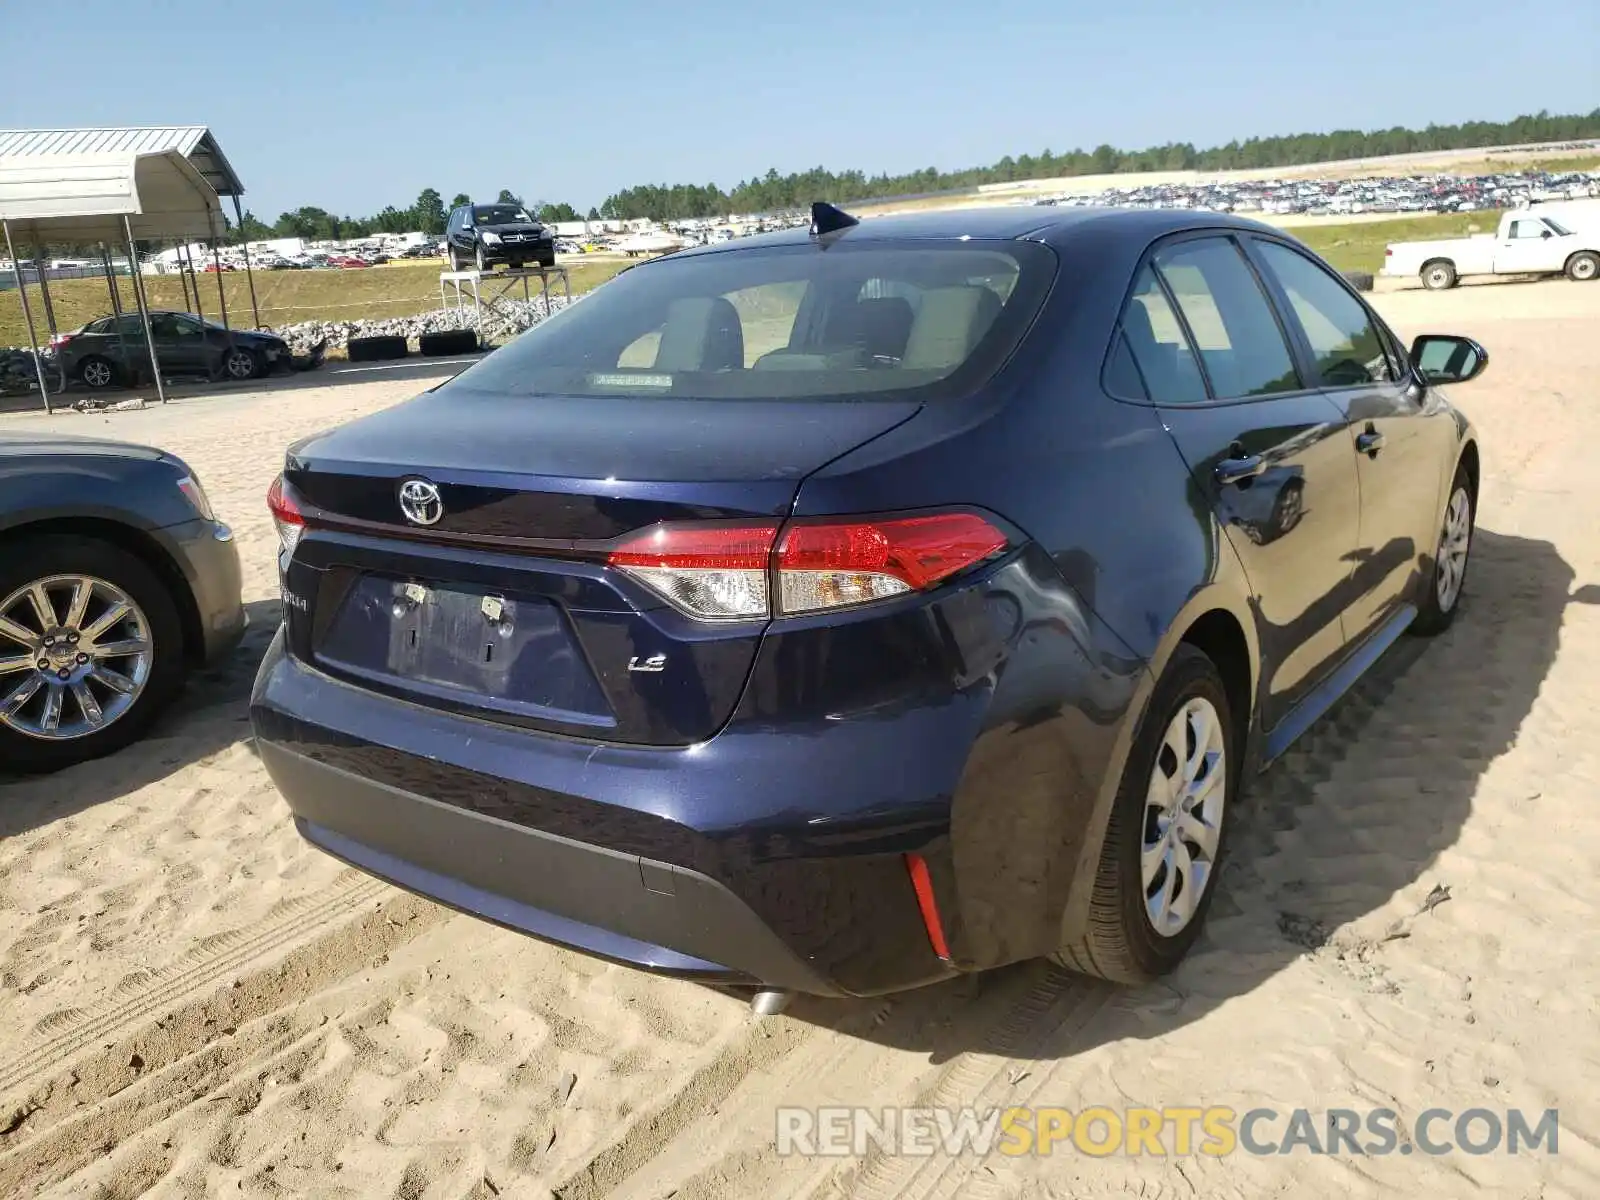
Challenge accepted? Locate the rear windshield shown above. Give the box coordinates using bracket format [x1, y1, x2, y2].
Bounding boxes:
[447, 240, 1057, 401]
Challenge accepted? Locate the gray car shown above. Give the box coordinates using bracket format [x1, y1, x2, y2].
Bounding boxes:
[0, 432, 246, 772]
[54, 311, 291, 390]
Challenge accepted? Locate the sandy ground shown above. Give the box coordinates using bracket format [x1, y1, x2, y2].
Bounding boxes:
[1, 277, 1598, 1198]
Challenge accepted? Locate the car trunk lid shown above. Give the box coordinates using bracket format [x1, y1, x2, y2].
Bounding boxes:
[280, 388, 919, 745]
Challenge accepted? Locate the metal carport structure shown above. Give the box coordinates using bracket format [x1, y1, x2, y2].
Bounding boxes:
[0, 142, 230, 412]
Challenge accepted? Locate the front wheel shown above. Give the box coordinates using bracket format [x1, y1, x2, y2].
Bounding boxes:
[1567, 251, 1599, 283]
[1054, 645, 1235, 983]
[222, 347, 260, 381]
[448, 246, 463, 272]
[475, 243, 488, 273]
[1410, 465, 1475, 636]
[0, 537, 186, 773]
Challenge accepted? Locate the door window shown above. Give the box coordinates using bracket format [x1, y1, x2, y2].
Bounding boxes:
[1508, 219, 1549, 240]
[1253, 241, 1396, 386]
[1151, 237, 1302, 400]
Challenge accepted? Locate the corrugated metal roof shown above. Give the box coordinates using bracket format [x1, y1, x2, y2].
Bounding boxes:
[0, 126, 244, 196]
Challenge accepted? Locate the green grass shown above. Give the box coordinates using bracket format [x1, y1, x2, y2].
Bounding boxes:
[0, 259, 630, 349]
[1280, 211, 1504, 274]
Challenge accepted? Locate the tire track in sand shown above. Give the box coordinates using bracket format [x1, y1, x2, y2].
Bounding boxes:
[0, 873, 448, 1161]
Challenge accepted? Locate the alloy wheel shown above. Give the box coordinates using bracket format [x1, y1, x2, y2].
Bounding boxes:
[1573, 257, 1598, 281]
[225, 349, 256, 380]
[0, 574, 153, 740]
[1141, 696, 1227, 937]
[1435, 486, 1472, 612]
[82, 360, 113, 388]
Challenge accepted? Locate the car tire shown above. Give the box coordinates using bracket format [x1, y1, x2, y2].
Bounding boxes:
[1053, 645, 1236, 984]
[346, 335, 409, 362]
[538, 253, 556, 269]
[448, 246, 463, 272]
[475, 243, 488, 273]
[1410, 462, 1475, 637]
[222, 347, 260, 382]
[418, 330, 479, 356]
[1566, 251, 1599, 283]
[1341, 270, 1375, 293]
[79, 356, 119, 389]
[1421, 260, 1457, 291]
[0, 535, 186, 774]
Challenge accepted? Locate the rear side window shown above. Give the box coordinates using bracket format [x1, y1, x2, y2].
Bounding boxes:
[448, 241, 1057, 402]
[1115, 267, 1208, 404]
[1152, 237, 1301, 400]
[1253, 241, 1396, 386]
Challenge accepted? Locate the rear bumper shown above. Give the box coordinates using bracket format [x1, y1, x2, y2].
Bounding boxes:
[258, 739, 839, 993]
[250, 630, 967, 996]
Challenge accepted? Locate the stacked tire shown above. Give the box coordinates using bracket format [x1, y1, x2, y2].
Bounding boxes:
[419, 330, 479, 356]
[346, 335, 408, 362]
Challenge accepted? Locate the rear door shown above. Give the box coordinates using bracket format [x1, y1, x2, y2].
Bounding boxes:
[1114, 234, 1361, 732]
[1247, 237, 1445, 643]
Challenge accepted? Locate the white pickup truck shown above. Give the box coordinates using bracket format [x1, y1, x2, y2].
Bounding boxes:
[1382, 212, 1600, 290]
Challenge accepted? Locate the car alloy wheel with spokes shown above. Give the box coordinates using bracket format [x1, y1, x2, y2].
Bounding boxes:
[1142, 696, 1227, 937]
[81, 358, 115, 388]
[224, 349, 258, 380]
[1435, 485, 1472, 613]
[0, 575, 153, 740]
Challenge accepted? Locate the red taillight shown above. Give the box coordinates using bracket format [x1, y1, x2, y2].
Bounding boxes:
[267, 474, 307, 554]
[608, 523, 778, 620]
[606, 511, 1010, 621]
[776, 513, 1009, 613]
[48, 333, 74, 349]
[904, 853, 951, 960]
[1385, 247, 1393, 257]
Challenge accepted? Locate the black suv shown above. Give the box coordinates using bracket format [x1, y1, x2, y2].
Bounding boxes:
[445, 203, 556, 272]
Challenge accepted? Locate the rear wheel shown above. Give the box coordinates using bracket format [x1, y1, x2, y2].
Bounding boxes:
[0, 537, 186, 773]
[1411, 463, 1475, 636]
[1567, 251, 1599, 283]
[1421, 261, 1457, 291]
[1054, 646, 1234, 983]
[79, 356, 118, 389]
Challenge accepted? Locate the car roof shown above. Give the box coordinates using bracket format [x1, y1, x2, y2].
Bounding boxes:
[671, 205, 1280, 259]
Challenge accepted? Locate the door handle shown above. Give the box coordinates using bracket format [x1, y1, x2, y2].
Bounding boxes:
[1215, 454, 1266, 486]
[1356, 428, 1385, 456]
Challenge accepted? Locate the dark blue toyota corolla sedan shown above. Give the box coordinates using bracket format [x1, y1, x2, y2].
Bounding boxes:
[251, 205, 1486, 1001]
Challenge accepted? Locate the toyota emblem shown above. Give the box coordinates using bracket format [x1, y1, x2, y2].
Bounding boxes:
[398, 478, 444, 526]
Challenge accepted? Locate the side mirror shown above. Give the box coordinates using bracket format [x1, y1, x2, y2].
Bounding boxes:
[1542, 229, 1553, 239]
[1410, 334, 1489, 385]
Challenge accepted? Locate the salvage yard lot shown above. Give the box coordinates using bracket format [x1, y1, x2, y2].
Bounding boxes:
[0, 211, 1511, 348]
[0, 278, 1597, 1197]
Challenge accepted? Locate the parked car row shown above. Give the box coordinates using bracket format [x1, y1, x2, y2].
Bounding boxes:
[1038, 165, 1598, 218]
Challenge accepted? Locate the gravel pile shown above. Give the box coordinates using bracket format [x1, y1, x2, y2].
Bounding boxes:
[274, 295, 575, 354]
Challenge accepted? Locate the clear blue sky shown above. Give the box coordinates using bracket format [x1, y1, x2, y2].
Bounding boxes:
[6, 0, 1596, 221]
